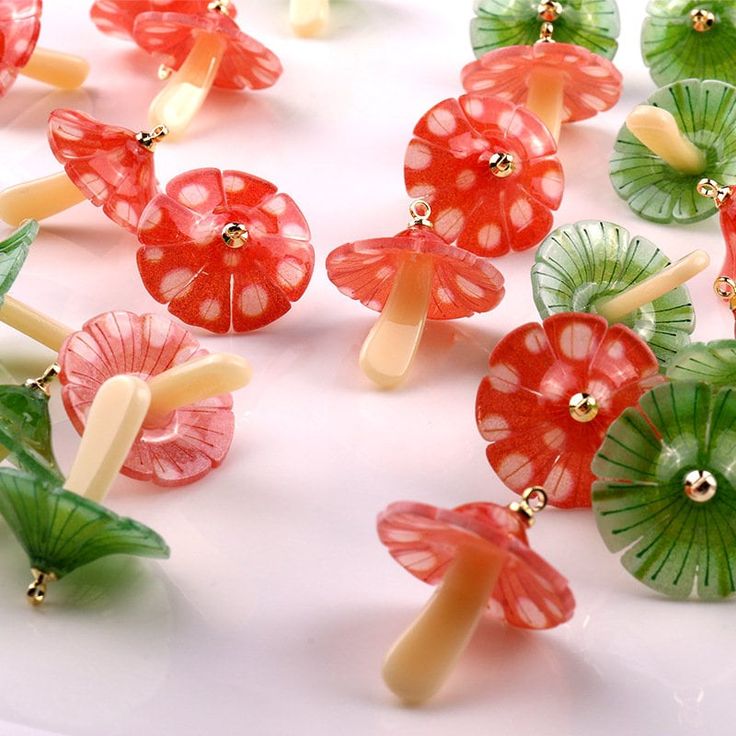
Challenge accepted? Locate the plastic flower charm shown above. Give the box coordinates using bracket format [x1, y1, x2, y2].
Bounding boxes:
[404, 94, 563, 257]
[667, 340, 736, 386]
[136, 168, 314, 333]
[593, 382, 736, 599]
[476, 313, 664, 508]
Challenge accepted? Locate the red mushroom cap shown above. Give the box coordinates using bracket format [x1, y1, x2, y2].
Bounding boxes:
[90, 1, 234, 41]
[462, 43, 622, 125]
[378, 500, 574, 630]
[0, 0, 41, 97]
[326, 225, 505, 320]
[48, 108, 159, 233]
[132, 8, 281, 91]
[59, 311, 234, 488]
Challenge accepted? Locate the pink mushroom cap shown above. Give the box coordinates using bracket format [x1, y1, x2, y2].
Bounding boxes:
[462, 43, 622, 125]
[59, 311, 235, 488]
[378, 500, 575, 630]
[0, 0, 41, 97]
[326, 225, 505, 320]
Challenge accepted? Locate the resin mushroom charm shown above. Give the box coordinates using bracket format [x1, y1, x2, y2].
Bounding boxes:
[0, 109, 166, 233]
[404, 94, 563, 255]
[0, 375, 170, 605]
[471, 0, 620, 60]
[611, 79, 736, 224]
[531, 220, 704, 366]
[136, 168, 314, 333]
[377, 488, 574, 704]
[642, 1, 736, 86]
[476, 313, 663, 508]
[593, 381, 736, 599]
[667, 340, 736, 385]
[326, 200, 505, 388]
[290, 0, 328, 36]
[0, 0, 89, 98]
[131, 1, 282, 137]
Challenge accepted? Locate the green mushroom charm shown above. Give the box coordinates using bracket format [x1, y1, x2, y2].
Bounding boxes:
[642, 1, 736, 86]
[592, 382, 736, 600]
[531, 220, 706, 367]
[610, 79, 736, 224]
[666, 340, 736, 385]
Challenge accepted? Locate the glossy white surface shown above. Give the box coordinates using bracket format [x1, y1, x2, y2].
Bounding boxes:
[0, 2, 732, 734]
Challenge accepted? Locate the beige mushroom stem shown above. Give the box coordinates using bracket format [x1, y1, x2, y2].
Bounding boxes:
[19, 48, 89, 90]
[0, 295, 73, 352]
[596, 250, 710, 323]
[148, 31, 228, 139]
[290, 0, 329, 37]
[359, 255, 434, 389]
[526, 67, 565, 143]
[64, 375, 152, 503]
[0, 172, 86, 226]
[625, 106, 707, 175]
[382, 544, 505, 704]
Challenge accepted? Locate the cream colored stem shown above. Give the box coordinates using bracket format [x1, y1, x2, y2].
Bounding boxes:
[20, 47, 90, 89]
[626, 106, 707, 175]
[526, 67, 565, 143]
[64, 376, 151, 503]
[383, 545, 504, 704]
[0, 172, 85, 226]
[596, 250, 710, 322]
[148, 31, 228, 139]
[0, 296, 73, 352]
[290, 0, 329, 36]
[146, 353, 252, 422]
[359, 256, 434, 389]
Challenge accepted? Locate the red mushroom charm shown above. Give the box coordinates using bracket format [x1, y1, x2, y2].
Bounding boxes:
[405, 94, 563, 256]
[462, 43, 622, 143]
[326, 200, 505, 388]
[136, 167, 314, 333]
[131, 1, 282, 137]
[0, 0, 88, 98]
[0, 109, 166, 232]
[378, 489, 574, 704]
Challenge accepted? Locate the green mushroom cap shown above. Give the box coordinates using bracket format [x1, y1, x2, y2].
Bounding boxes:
[531, 220, 695, 368]
[593, 382, 736, 600]
[0, 468, 170, 581]
[642, 1, 736, 86]
[610, 78, 736, 224]
[0, 219, 37, 301]
[471, 0, 620, 59]
[667, 340, 736, 385]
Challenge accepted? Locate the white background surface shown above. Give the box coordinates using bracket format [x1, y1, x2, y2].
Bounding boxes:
[0, 1, 733, 734]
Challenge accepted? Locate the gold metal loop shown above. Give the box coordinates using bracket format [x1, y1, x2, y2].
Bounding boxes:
[222, 222, 249, 249]
[714, 276, 736, 300]
[24, 363, 60, 397]
[408, 199, 433, 228]
[538, 21, 556, 42]
[697, 178, 732, 208]
[690, 8, 716, 32]
[509, 486, 548, 526]
[489, 152, 515, 178]
[537, 0, 562, 22]
[569, 392, 599, 423]
[27, 569, 56, 606]
[157, 64, 173, 80]
[208, 0, 233, 15]
[136, 124, 169, 151]
[684, 469, 717, 503]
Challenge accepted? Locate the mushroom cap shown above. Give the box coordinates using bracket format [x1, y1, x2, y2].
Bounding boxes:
[132, 9, 281, 91]
[136, 168, 314, 333]
[476, 313, 663, 508]
[642, 0, 736, 86]
[0, 383, 63, 485]
[0, 218, 36, 302]
[471, 0, 620, 60]
[90, 1, 232, 41]
[610, 79, 736, 224]
[404, 94, 563, 256]
[462, 42, 622, 125]
[667, 340, 736, 386]
[531, 220, 696, 367]
[326, 225, 505, 320]
[0, 0, 41, 97]
[377, 500, 574, 630]
[59, 311, 235, 488]
[48, 108, 159, 234]
[0, 468, 170, 580]
[592, 382, 736, 599]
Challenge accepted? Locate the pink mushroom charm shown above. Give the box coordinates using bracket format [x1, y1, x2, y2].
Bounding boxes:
[0, 108, 166, 232]
[0, 0, 89, 98]
[378, 488, 574, 704]
[405, 94, 563, 256]
[326, 200, 505, 388]
[462, 43, 622, 143]
[59, 311, 236, 487]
